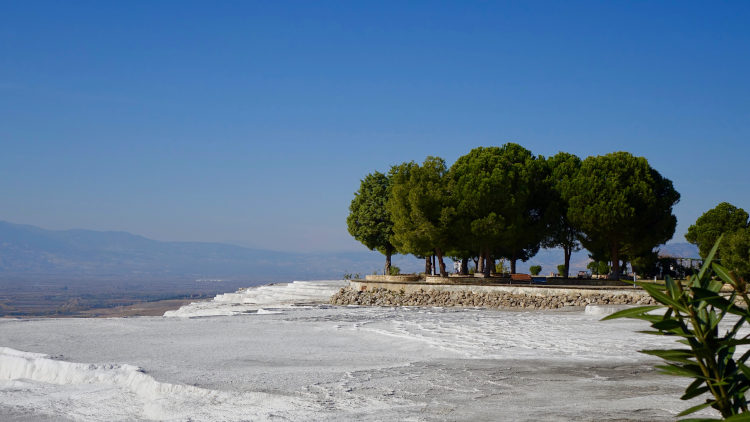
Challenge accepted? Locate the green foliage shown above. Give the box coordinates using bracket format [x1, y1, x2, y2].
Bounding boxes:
[449, 144, 547, 270]
[631, 250, 660, 278]
[587, 261, 598, 274]
[387, 157, 453, 276]
[687, 202, 750, 262]
[725, 229, 750, 281]
[347, 172, 396, 273]
[342, 272, 361, 280]
[603, 238, 750, 419]
[557, 264, 566, 276]
[389, 266, 401, 275]
[543, 152, 583, 277]
[565, 152, 679, 279]
[529, 265, 542, 276]
[347, 146, 682, 281]
[586, 260, 610, 276]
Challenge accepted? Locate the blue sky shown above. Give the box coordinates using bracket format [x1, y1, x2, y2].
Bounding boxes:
[1, 1, 748, 252]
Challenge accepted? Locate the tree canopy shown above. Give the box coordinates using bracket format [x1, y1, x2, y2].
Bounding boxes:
[346, 171, 396, 274]
[685, 202, 749, 260]
[347, 146, 685, 279]
[449, 143, 546, 274]
[564, 152, 679, 279]
[724, 228, 750, 281]
[387, 157, 454, 276]
[686, 202, 750, 281]
[542, 152, 583, 278]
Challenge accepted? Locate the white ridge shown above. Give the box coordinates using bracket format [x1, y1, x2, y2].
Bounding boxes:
[0, 346, 306, 421]
[164, 279, 347, 317]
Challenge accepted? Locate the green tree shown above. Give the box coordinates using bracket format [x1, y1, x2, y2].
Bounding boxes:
[449, 143, 547, 274]
[564, 152, 680, 279]
[542, 152, 583, 278]
[529, 265, 542, 276]
[346, 171, 396, 275]
[388, 157, 454, 276]
[724, 227, 750, 281]
[631, 250, 659, 278]
[685, 202, 749, 261]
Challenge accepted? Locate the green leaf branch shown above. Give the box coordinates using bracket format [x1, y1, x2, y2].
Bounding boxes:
[604, 236, 750, 420]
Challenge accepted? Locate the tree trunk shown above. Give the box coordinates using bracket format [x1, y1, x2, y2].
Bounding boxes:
[436, 248, 447, 277]
[483, 249, 491, 277]
[431, 255, 436, 275]
[477, 252, 484, 274]
[425, 256, 432, 275]
[461, 258, 469, 275]
[563, 246, 572, 279]
[385, 249, 392, 275]
[510, 257, 517, 274]
[610, 245, 620, 280]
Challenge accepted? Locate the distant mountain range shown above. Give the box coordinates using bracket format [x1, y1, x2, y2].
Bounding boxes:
[0, 220, 699, 281]
[0, 220, 406, 281]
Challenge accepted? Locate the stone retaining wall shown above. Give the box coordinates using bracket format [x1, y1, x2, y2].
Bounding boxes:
[330, 282, 657, 310]
[364, 274, 421, 282]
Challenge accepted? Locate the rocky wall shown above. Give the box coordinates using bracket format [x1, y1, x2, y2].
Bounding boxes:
[329, 286, 657, 310]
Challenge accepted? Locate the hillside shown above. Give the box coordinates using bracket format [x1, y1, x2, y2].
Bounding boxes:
[0, 220, 698, 281]
[0, 220, 425, 281]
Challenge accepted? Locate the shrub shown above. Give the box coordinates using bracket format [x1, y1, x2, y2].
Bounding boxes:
[389, 266, 401, 275]
[557, 264, 566, 276]
[587, 261, 598, 274]
[604, 238, 750, 419]
[529, 265, 542, 276]
[495, 259, 509, 274]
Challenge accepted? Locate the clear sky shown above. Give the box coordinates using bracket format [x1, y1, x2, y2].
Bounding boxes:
[1, 1, 748, 252]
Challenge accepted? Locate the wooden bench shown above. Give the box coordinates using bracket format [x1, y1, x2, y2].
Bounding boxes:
[511, 273, 532, 283]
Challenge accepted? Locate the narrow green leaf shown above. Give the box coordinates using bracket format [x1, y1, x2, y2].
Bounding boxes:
[725, 413, 750, 421]
[698, 235, 723, 280]
[640, 282, 689, 312]
[681, 386, 710, 401]
[707, 279, 724, 293]
[655, 364, 705, 378]
[600, 305, 662, 321]
[666, 276, 681, 299]
[641, 349, 694, 358]
[652, 319, 684, 331]
[739, 362, 750, 379]
[676, 401, 715, 416]
[636, 281, 668, 290]
[637, 330, 667, 336]
[714, 262, 738, 286]
[641, 348, 696, 364]
[739, 349, 750, 364]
